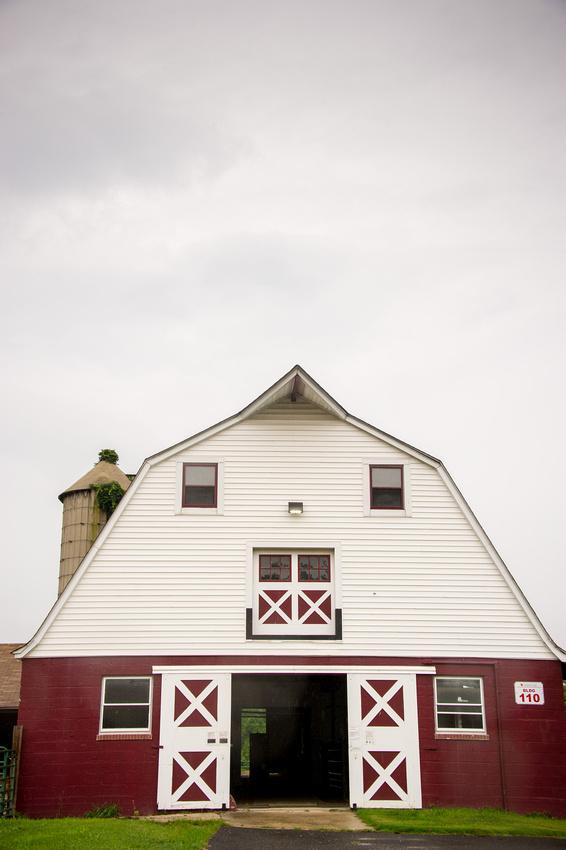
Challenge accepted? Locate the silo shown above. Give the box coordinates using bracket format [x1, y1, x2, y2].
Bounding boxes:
[58, 452, 131, 595]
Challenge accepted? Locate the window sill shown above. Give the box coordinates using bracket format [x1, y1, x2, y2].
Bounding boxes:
[435, 733, 489, 741]
[96, 733, 152, 741]
[176, 507, 223, 516]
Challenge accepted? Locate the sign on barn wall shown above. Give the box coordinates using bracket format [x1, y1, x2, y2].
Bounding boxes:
[514, 681, 545, 705]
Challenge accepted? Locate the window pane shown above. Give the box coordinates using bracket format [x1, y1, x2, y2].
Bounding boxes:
[185, 465, 216, 486]
[371, 488, 403, 508]
[260, 555, 290, 581]
[185, 485, 215, 506]
[459, 713, 484, 730]
[102, 704, 150, 729]
[371, 467, 402, 488]
[271, 556, 290, 570]
[105, 678, 150, 704]
[437, 712, 484, 731]
[436, 678, 482, 706]
[297, 555, 331, 581]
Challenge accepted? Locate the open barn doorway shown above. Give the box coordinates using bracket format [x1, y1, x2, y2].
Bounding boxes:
[231, 674, 348, 806]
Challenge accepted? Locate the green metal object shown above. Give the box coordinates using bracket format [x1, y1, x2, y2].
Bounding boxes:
[0, 747, 16, 817]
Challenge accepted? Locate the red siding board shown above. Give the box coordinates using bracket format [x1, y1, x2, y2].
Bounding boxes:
[16, 655, 566, 817]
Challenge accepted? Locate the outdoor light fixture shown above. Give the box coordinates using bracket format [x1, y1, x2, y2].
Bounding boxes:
[288, 501, 303, 516]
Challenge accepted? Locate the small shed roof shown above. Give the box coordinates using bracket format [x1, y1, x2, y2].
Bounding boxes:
[0, 644, 22, 709]
[59, 460, 131, 502]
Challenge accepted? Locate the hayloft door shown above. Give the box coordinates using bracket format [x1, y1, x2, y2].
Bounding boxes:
[157, 673, 232, 810]
[347, 673, 422, 808]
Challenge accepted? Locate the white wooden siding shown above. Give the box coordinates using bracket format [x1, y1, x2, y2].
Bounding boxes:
[32, 400, 552, 658]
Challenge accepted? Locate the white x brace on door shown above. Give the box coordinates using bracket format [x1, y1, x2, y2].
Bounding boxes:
[347, 673, 422, 808]
[157, 673, 231, 810]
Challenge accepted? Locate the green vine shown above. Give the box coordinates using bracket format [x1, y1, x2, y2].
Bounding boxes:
[92, 481, 125, 516]
[98, 449, 119, 465]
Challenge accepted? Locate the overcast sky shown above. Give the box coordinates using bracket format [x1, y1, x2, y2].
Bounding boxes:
[1, 0, 565, 648]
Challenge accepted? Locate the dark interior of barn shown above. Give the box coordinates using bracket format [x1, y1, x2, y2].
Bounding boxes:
[230, 673, 348, 805]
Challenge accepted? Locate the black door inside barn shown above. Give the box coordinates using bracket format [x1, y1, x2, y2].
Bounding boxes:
[231, 674, 348, 805]
[0, 710, 18, 749]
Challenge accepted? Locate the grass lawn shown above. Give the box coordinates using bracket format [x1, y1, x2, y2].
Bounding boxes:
[0, 817, 221, 850]
[358, 806, 566, 838]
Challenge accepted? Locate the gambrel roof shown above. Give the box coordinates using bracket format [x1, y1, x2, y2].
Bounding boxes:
[146, 364, 442, 468]
[15, 365, 565, 661]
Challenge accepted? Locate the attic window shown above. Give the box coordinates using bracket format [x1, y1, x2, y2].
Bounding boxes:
[183, 463, 218, 508]
[370, 465, 404, 510]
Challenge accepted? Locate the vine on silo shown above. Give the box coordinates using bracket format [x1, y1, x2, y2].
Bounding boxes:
[92, 481, 125, 516]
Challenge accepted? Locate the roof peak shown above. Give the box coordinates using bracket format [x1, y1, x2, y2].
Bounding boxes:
[240, 364, 348, 420]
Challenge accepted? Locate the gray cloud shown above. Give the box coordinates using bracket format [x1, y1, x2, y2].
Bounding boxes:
[0, 1, 251, 196]
[1, 79, 245, 194]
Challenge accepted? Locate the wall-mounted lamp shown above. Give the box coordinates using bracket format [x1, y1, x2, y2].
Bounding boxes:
[288, 501, 303, 516]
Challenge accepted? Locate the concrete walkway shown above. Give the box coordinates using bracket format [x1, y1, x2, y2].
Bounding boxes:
[146, 806, 368, 831]
[223, 806, 367, 830]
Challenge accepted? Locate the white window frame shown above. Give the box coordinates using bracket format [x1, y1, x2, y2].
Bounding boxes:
[434, 676, 486, 735]
[245, 541, 342, 611]
[362, 459, 412, 517]
[99, 676, 153, 734]
[175, 458, 224, 515]
[247, 545, 340, 638]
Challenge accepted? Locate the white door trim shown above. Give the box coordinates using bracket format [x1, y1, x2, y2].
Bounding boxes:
[153, 664, 435, 675]
[154, 663, 430, 811]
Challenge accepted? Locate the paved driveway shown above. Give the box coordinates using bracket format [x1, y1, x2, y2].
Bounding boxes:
[209, 827, 566, 850]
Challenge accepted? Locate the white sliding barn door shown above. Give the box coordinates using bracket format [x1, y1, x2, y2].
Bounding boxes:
[347, 674, 421, 808]
[157, 673, 231, 810]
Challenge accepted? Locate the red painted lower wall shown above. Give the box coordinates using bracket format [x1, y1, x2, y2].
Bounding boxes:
[16, 655, 566, 817]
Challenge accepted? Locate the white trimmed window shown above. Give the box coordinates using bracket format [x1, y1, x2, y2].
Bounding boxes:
[175, 459, 224, 515]
[182, 463, 217, 508]
[363, 460, 412, 517]
[252, 549, 336, 637]
[370, 465, 404, 509]
[435, 677, 485, 733]
[100, 677, 152, 732]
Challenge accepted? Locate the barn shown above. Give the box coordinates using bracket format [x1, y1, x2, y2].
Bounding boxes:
[14, 366, 566, 817]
